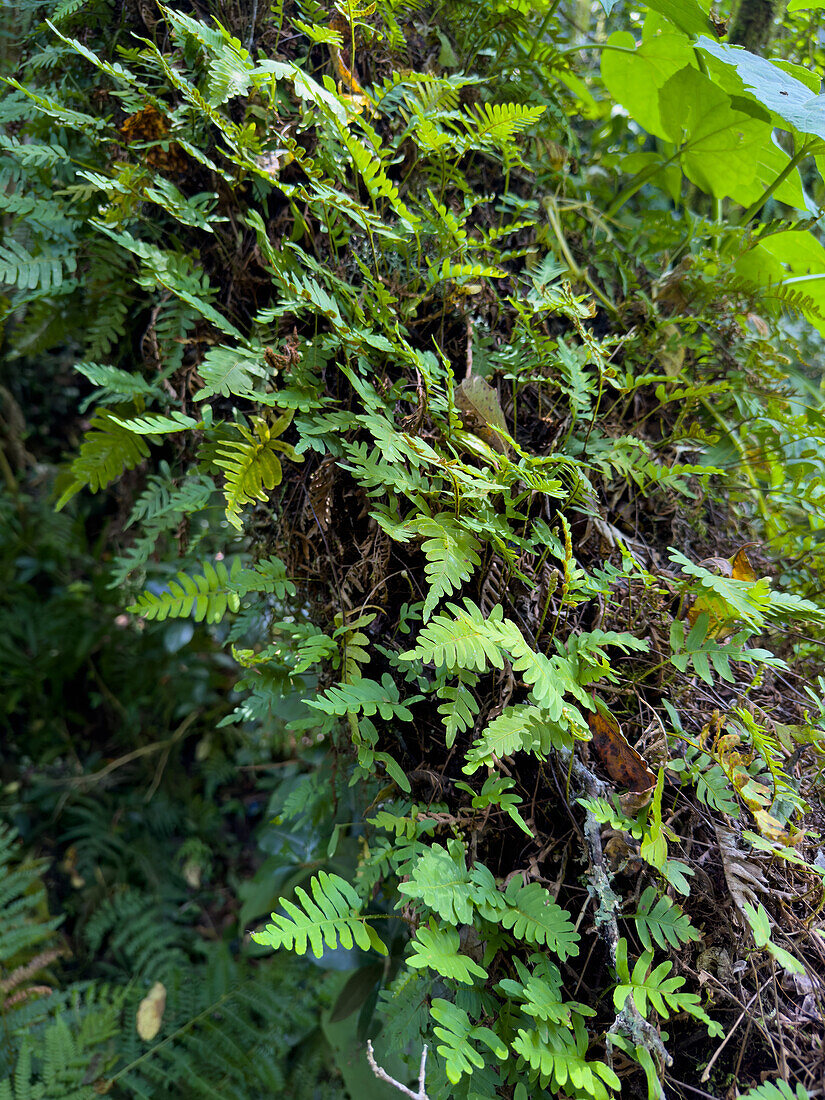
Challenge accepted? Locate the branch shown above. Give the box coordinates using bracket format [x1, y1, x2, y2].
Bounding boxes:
[366, 1040, 429, 1100]
[568, 750, 670, 1097]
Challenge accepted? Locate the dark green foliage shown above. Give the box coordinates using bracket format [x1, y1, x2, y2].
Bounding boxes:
[2, 0, 825, 1098]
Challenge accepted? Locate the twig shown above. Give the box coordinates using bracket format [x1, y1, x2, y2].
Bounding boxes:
[366, 1040, 429, 1100]
[246, 0, 259, 51]
[568, 749, 670, 1097]
[700, 989, 759, 1082]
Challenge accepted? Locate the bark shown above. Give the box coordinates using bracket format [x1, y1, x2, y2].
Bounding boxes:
[728, 0, 785, 54]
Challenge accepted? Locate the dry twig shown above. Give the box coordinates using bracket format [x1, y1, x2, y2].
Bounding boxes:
[366, 1040, 429, 1100]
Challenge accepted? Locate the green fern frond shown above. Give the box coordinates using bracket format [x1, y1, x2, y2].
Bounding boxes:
[339, 128, 420, 230]
[426, 258, 507, 288]
[195, 345, 269, 399]
[406, 921, 487, 984]
[74, 362, 160, 405]
[430, 998, 507, 1084]
[499, 879, 579, 959]
[251, 871, 387, 957]
[512, 1016, 620, 1100]
[401, 599, 506, 671]
[410, 515, 482, 620]
[739, 1081, 810, 1100]
[56, 410, 150, 509]
[630, 887, 701, 952]
[216, 414, 302, 529]
[466, 101, 545, 148]
[437, 680, 479, 748]
[308, 674, 420, 721]
[463, 702, 573, 773]
[613, 941, 722, 1036]
[128, 556, 293, 622]
[0, 238, 74, 291]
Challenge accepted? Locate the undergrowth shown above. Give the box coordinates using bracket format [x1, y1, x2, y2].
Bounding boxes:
[1, 0, 825, 1097]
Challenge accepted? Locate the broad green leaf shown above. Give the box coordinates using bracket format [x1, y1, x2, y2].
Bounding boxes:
[601, 33, 696, 139]
[697, 39, 825, 141]
[659, 67, 768, 201]
[645, 0, 716, 36]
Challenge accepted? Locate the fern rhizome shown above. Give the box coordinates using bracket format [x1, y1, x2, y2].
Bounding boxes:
[2, 0, 825, 1098]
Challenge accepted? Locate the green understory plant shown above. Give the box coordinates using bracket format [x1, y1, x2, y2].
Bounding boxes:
[2, 0, 825, 1096]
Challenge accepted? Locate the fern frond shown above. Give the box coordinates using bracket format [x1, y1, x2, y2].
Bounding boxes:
[430, 998, 507, 1084]
[499, 879, 579, 959]
[128, 556, 293, 622]
[308, 674, 420, 721]
[56, 410, 150, 509]
[411, 515, 482, 620]
[436, 680, 479, 749]
[0, 238, 74, 291]
[251, 871, 387, 957]
[401, 600, 506, 671]
[466, 101, 545, 148]
[195, 344, 269, 399]
[216, 414, 301, 529]
[463, 703, 572, 773]
[406, 921, 487, 984]
[512, 1016, 620, 1100]
[630, 886, 701, 951]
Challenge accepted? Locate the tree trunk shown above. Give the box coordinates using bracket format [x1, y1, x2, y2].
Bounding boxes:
[728, 0, 784, 53]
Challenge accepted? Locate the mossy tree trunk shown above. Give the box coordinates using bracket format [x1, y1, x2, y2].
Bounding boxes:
[729, 0, 784, 53]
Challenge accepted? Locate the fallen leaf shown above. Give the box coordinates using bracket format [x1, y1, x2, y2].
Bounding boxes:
[587, 708, 656, 798]
[136, 981, 166, 1041]
[730, 545, 758, 582]
[455, 374, 510, 454]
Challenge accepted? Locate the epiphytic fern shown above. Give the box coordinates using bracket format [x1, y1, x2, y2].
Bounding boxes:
[215, 413, 302, 529]
[251, 871, 388, 957]
[128, 556, 294, 622]
[56, 411, 150, 508]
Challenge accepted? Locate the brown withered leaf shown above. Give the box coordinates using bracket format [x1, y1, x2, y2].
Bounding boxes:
[120, 106, 188, 174]
[731, 545, 757, 582]
[455, 375, 510, 454]
[587, 708, 656, 797]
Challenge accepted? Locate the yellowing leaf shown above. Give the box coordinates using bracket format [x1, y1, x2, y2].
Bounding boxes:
[136, 981, 167, 1041]
[731, 545, 757, 582]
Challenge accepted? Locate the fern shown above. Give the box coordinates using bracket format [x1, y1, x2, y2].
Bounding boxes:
[128, 556, 294, 622]
[463, 703, 571, 773]
[613, 940, 722, 1037]
[739, 1082, 810, 1100]
[56, 410, 150, 508]
[511, 1015, 620, 1100]
[406, 515, 482, 620]
[497, 879, 579, 959]
[195, 345, 270, 399]
[466, 101, 545, 149]
[0, 238, 74, 291]
[403, 599, 588, 726]
[406, 921, 488, 984]
[436, 679, 479, 748]
[630, 886, 701, 952]
[251, 871, 388, 957]
[430, 998, 507, 1084]
[215, 414, 302, 529]
[308, 674, 421, 722]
